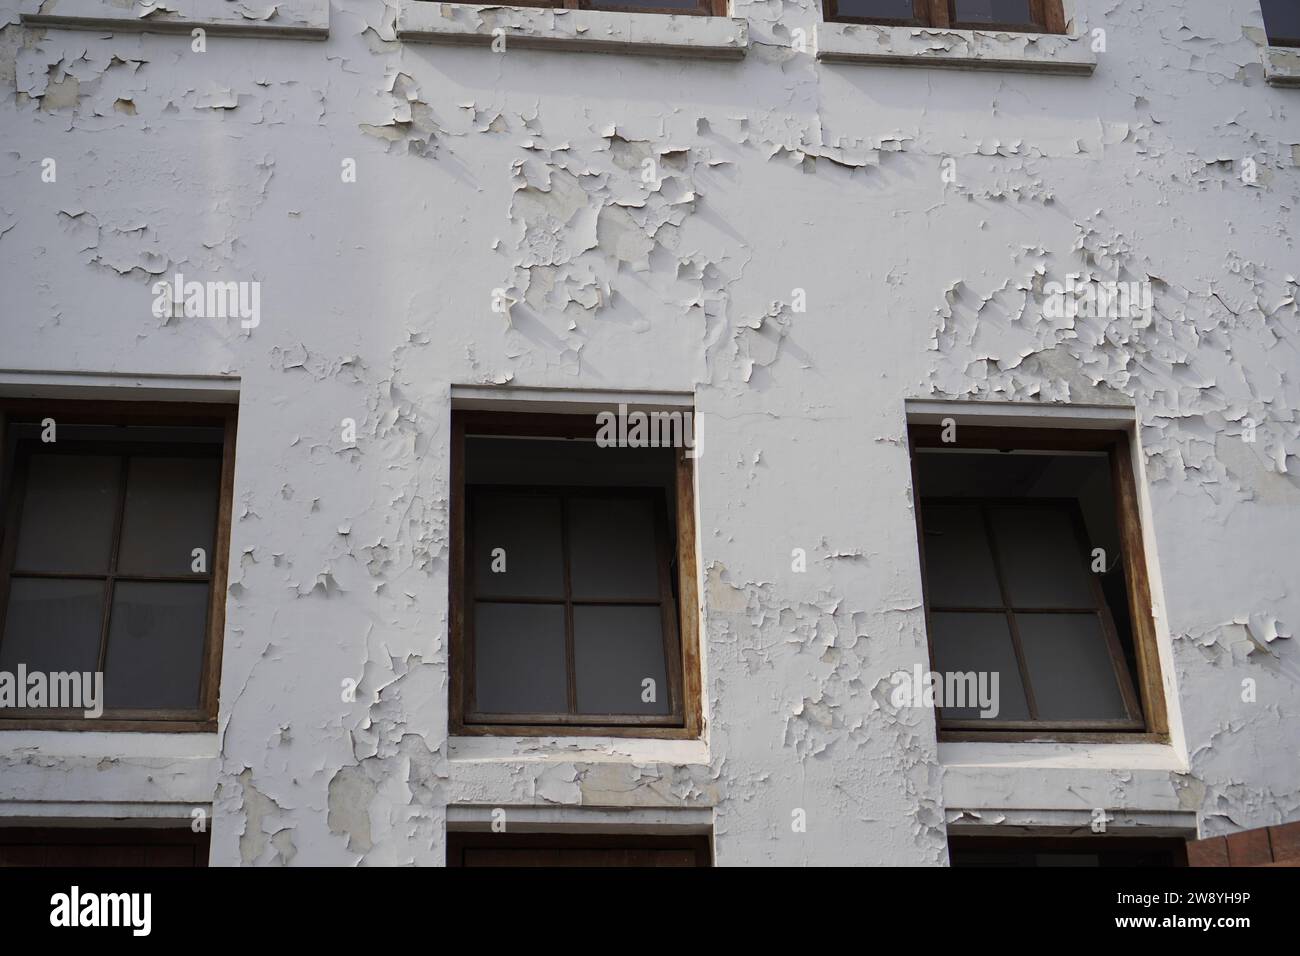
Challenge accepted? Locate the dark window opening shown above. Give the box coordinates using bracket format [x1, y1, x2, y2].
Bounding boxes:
[949, 835, 1187, 867]
[451, 412, 701, 738]
[447, 831, 712, 867]
[1262, 0, 1300, 46]
[909, 426, 1166, 739]
[0, 827, 210, 867]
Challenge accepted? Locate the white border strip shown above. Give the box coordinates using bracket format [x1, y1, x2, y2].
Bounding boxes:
[0, 369, 240, 403]
[446, 804, 713, 833]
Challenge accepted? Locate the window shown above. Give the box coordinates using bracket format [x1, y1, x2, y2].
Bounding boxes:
[450, 410, 701, 737]
[447, 831, 712, 866]
[824, 0, 1067, 33]
[453, 0, 727, 17]
[908, 425, 1167, 739]
[948, 835, 1187, 867]
[0, 827, 210, 866]
[0, 401, 236, 730]
[1262, 1, 1300, 46]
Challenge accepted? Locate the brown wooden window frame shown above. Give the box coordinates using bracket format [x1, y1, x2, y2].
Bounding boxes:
[0, 399, 237, 733]
[908, 425, 1169, 744]
[450, 410, 702, 739]
[454, 0, 729, 18]
[823, 0, 1068, 34]
[1261, 0, 1300, 47]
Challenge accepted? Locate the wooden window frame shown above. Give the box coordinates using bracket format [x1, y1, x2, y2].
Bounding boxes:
[1261, 0, 1300, 47]
[824, 0, 1067, 34]
[450, 410, 702, 739]
[908, 425, 1168, 744]
[446, 831, 712, 866]
[0, 399, 236, 733]
[458, 0, 729, 18]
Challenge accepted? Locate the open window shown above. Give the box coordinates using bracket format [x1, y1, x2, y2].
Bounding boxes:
[450, 410, 701, 738]
[1262, 0, 1300, 46]
[0, 401, 235, 731]
[824, 0, 1067, 33]
[908, 424, 1167, 740]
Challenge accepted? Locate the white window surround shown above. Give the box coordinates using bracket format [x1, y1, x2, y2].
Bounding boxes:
[946, 811, 1197, 838]
[1263, 45, 1300, 87]
[395, 1, 748, 59]
[817, 0, 1096, 75]
[19, 0, 329, 38]
[0, 731, 218, 821]
[904, 398, 1187, 759]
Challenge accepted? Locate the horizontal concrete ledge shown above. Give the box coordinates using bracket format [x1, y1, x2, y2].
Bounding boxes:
[396, 2, 748, 60]
[20, 0, 329, 38]
[0, 368, 241, 403]
[0, 803, 209, 823]
[816, 23, 1097, 75]
[1263, 46, 1300, 87]
[447, 805, 714, 833]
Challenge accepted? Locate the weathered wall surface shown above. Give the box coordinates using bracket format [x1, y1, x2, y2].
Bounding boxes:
[0, 0, 1296, 865]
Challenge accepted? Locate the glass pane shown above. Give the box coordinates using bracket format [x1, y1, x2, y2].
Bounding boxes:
[920, 504, 1002, 607]
[573, 605, 670, 716]
[0, 578, 105, 676]
[472, 495, 564, 599]
[13, 455, 120, 573]
[104, 581, 208, 710]
[953, 0, 1034, 26]
[990, 505, 1095, 608]
[1016, 613, 1129, 721]
[568, 497, 661, 601]
[117, 457, 221, 576]
[832, 0, 916, 19]
[473, 603, 567, 714]
[1263, 1, 1300, 44]
[929, 612, 1030, 721]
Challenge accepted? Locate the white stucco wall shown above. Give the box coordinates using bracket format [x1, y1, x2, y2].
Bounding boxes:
[0, 0, 1296, 865]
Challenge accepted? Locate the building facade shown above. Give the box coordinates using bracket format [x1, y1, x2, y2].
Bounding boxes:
[1, 0, 1298, 866]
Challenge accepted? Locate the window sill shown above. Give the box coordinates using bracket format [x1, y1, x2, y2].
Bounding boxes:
[816, 23, 1096, 75]
[396, 1, 748, 59]
[940, 740, 1185, 776]
[449, 733, 709, 765]
[1264, 45, 1300, 87]
[19, 0, 329, 38]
